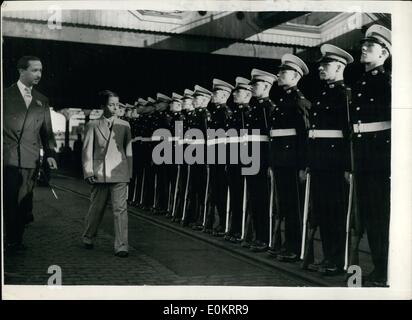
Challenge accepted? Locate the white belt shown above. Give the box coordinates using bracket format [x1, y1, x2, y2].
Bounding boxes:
[140, 137, 152, 142]
[168, 137, 181, 142]
[226, 136, 244, 144]
[308, 129, 343, 139]
[353, 121, 391, 133]
[207, 137, 227, 146]
[186, 138, 205, 145]
[246, 134, 269, 142]
[151, 136, 164, 141]
[270, 128, 297, 137]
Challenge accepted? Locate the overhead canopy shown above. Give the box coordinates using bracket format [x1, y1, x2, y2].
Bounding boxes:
[2, 10, 390, 60]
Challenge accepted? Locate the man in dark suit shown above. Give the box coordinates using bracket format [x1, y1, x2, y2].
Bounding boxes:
[3, 56, 57, 254]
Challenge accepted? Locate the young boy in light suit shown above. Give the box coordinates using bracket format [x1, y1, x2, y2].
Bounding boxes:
[82, 90, 133, 257]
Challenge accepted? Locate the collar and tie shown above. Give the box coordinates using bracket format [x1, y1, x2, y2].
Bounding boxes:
[23, 86, 32, 108]
[104, 117, 114, 130]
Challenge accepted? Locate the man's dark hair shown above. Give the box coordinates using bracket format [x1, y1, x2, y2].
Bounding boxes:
[97, 90, 119, 107]
[17, 56, 41, 70]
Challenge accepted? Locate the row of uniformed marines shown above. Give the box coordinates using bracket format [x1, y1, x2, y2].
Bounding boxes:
[120, 24, 391, 286]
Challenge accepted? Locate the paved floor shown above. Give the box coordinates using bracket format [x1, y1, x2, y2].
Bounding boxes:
[4, 174, 323, 287]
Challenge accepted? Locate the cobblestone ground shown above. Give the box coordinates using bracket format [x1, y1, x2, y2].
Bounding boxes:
[4, 174, 318, 287]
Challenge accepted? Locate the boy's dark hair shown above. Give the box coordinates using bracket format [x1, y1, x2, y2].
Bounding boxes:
[17, 56, 41, 70]
[97, 90, 119, 107]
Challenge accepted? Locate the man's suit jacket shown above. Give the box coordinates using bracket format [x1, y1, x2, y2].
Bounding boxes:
[82, 116, 133, 183]
[3, 83, 56, 169]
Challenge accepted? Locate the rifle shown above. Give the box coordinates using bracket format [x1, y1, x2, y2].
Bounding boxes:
[344, 87, 359, 271]
[225, 185, 230, 233]
[181, 165, 191, 223]
[171, 165, 181, 217]
[300, 172, 311, 260]
[202, 165, 210, 227]
[241, 177, 247, 240]
[139, 168, 145, 204]
[268, 167, 275, 248]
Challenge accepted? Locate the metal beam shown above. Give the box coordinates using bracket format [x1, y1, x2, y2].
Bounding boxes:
[2, 18, 296, 59]
[149, 11, 309, 51]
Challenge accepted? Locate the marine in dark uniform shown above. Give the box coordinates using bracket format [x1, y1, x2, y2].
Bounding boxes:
[349, 25, 392, 286]
[140, 97, 157, 210]
[224, 77, 253, 244]
[246, 69, 277, 252]
[183, 85, 212, 230]
[267, 54, 310, 262]
[302, 45, 353, 274]
[152, 93, 173, 215]
[166, 93, 185, 218]
[173, 89, 196, 223]
[127, 104, 138, 204]
[204, 79, 234, 237]
[130, 99, 147, 207]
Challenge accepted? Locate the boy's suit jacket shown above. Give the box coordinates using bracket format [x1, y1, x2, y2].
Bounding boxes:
[82, 116, 133, 183]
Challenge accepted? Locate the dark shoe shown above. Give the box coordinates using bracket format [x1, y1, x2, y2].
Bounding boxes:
[241, 241, 252, 249]
[192, 224, 203, 231]
[277, 252, 299, 262]
[212, 230, 225, 237]
[83, 243, 94, 250]
[267, 248, 281, 258]
[202, 228, 213, 234]
[319, 264, 343, 276]
[364, 270, 387, 286]
[250, 242, 268, 253]
[115, 251, 129, 258]
[224, 234, 232, 241]
[229, 236, 242, 244]
[304, 262, 322, 272]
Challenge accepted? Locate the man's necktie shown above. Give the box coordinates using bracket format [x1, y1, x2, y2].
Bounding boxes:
[24, 87, 32, 107]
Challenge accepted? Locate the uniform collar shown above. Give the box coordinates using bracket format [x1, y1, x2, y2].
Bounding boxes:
[283, 86, 298, 95]
[366, 65, 385, 76]
[257, 96, 270, 103]
[325, 80, 344, 88]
